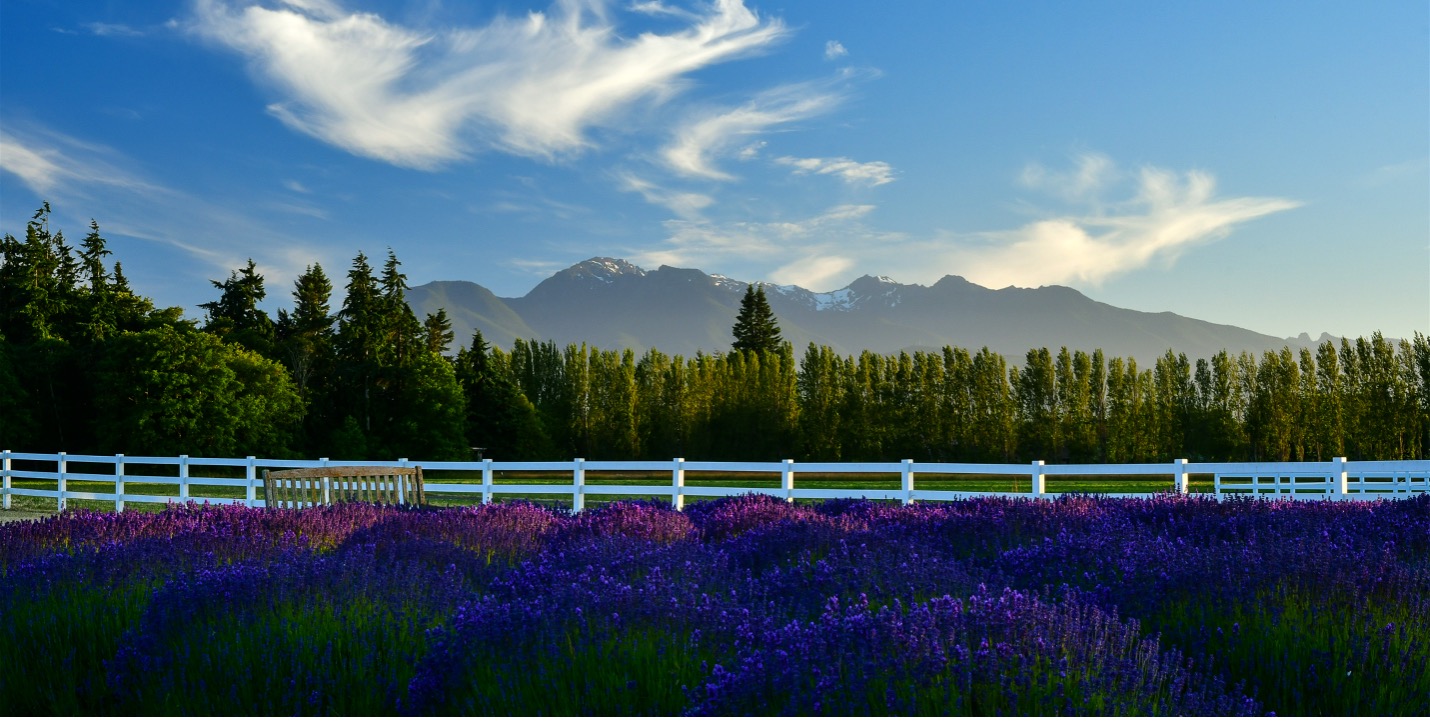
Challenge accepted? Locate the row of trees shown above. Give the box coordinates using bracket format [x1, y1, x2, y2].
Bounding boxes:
[1, 205, 466, 459]
[3, 204, 1426, 462]
[491, 334, 1428, 463]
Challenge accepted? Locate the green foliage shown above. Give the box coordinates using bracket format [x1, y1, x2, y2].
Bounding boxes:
[1, 203, 1423, 463]
[93, 326, 301, 457]
[199, 259, 276, 358]
[275, 263, 335, 450]
[424, 308, 455, 356]
[453, 332, 551, 460]
[731, 283, 783, 354]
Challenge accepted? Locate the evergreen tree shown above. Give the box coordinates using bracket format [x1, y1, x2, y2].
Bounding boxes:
[379, 249, 423, 367]
[731, 284, 783, 354]
[77, 220, 117, 342]
[424, 308, 455, 356]
[276, 263, 335, 453]
[453, 330, 550, 460]
[330, 249, 468, 459]
[334, 252, 382, 436]
[199, 259, 275, 358]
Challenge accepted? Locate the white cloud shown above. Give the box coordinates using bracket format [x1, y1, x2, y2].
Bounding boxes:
[736, 140, 766, 160]
[0, 124, 329, 294]
[771, 253, 853, 289]
[188, 0, 789, 168]
[823, 40, 847, 60]
[661, 81, 842, 179]
[628, 1, 697, 20]
[941, 164, 1300, 288]
[634, 203, 881, 274]
[629, 155, 1298, 295]
[86, 22, 145, 37]
[775, 155, 895, 186]
[0, 128, 165, 197]
[619, 173, 713, 218]
[1019, 151, 1116, 204]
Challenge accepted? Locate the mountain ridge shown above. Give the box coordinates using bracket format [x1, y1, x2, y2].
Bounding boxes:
[406, 257, 1336, 361]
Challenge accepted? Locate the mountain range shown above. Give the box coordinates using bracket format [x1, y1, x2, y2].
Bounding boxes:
[406, 257, 1334, 362]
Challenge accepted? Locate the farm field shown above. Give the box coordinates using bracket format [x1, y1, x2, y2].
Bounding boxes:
[2, 494, 1427, 715]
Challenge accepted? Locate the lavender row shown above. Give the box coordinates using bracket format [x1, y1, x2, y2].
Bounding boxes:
[2, 494, 1427, 714]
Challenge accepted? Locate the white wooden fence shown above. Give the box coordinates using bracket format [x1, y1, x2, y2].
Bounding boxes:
[2, 450, 1427, 513]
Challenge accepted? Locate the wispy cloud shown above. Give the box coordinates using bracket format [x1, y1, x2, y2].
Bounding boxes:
[1019, 152, 1116, 204]
[945, 162, 1301, 288]
[661, 81, 842, 179]
[775, 155, 894, 186]
[619, 173, 713, 219]
[0, 123, 330, 295]
[634, 203, 880, 274]
[187, 0, 788, 168]
[823, 40, 847, 60]
[86, 22, 145, 37]
[629, 154, 1298, 294]
[0, 127, 166, 197]
[771, 253, 853, 289]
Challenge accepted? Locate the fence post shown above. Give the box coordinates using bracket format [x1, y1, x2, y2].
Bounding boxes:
[2, 450, 11, 511]
[57, 451, 67, 512]
[1333, 457, 1348, 500]
[781, 460, 796, 503]
[901, 459, 915, 506]
[245, 456, 257, 508]
[116, 454, 126, 512]
[396, 458, 409, 505]
[1030, 460, 1045, 500]
[672, 458, 686, 512]
[482, 459, 494, 505]
[1174, 458, 1189, 495]
[1214, 473, 1222, 500]
[178, 454, 189, 504]
[573, 458, 585, 513]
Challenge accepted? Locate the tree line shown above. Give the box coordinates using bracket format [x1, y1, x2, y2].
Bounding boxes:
[2, 204, 1426, 463]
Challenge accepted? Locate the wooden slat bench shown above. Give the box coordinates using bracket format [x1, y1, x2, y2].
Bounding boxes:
[262, 466, 425, 509]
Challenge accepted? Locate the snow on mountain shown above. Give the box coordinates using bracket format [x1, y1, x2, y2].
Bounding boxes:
[571, 257, 646, 283]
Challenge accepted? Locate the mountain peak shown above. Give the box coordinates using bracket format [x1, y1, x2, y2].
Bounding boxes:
[568, 257, 647, 282]
[410, 258, 1327, 361]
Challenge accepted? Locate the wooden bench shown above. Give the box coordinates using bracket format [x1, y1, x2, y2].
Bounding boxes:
[262, 466, 425, 509]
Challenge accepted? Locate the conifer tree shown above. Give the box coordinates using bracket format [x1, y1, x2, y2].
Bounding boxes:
[200, 258, 275, 358]
[78, 220, 117, 342]
[424, 308, 455, 356]
[731, 284, 783, 354]
[335, 252, 381, 437]
[472, 338, 554, 460]
[276, 263, 334, 452]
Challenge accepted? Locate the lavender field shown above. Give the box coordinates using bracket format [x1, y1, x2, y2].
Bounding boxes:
[2, 494, 1427, 715]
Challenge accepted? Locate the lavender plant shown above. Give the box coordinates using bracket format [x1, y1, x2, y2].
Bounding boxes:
[1, 494, 1426, 715]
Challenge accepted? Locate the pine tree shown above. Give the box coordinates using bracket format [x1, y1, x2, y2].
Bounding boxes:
[335, 252, 382, 436]
[731, 284, 783, 354]
[78, 220, 117, 342]
[454, 332, 550, 460]
[424, 308, 455, 356]
[276, 263, 335, 453]
[199, 258, 275, 358]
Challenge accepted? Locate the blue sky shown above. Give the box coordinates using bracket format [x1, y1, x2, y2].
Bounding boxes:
[2, 0, 1426, 342]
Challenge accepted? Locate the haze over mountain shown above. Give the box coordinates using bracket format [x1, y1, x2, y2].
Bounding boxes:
[407, 258, 1335, 362]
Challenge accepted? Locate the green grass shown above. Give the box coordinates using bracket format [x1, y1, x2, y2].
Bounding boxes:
[4, 474, 1218, 514]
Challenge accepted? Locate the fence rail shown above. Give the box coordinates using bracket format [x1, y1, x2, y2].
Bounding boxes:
[3, 451, 1428, 513]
